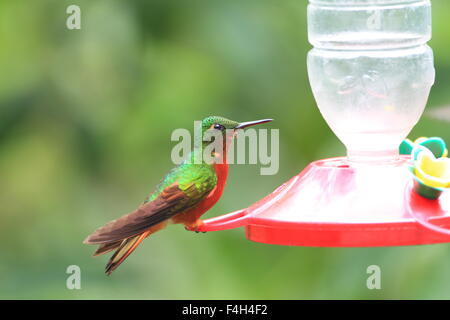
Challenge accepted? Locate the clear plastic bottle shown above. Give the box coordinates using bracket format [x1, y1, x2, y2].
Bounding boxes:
[307, 0, 435, 163]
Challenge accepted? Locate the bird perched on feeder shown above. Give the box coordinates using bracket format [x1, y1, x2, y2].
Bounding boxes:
[84, 116, 272, 275]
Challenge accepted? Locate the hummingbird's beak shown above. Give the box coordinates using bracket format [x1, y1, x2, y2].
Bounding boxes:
[234, 119, 273, 129]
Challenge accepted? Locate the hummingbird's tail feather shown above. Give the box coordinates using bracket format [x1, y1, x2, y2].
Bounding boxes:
[105, 231, 149, 275]
[93, 240, 122, 256]
[83, 183, 197, 245]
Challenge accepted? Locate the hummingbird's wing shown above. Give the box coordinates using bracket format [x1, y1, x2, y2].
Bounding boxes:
[84, 178, 216, 244]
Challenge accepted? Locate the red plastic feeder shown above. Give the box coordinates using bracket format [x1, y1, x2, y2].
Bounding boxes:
[198, 157, 450, 247]
[195, 0, 450, 247]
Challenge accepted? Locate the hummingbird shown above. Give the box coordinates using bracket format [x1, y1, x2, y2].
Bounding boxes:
[84, 116, 272, 275]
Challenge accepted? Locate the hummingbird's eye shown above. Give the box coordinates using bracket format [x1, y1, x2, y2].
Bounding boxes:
[214, 124, 225, 131]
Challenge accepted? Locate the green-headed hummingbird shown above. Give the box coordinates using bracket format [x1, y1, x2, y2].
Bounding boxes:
[84, 116, 272, 274]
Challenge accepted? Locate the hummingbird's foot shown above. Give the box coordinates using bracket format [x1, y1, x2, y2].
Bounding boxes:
[184, 220, 206, 233]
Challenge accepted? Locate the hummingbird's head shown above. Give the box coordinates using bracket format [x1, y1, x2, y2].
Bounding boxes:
[200, 116, 273, 162]
[201, 116, 273, 135]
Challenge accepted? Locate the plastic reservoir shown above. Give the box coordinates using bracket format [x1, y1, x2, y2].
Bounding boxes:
[307, 0, 435, 163]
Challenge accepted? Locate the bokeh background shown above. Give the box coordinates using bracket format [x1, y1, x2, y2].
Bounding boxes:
[1, 0, 450, 299]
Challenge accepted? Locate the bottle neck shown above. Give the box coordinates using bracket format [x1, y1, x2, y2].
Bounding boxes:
[347, 149, 401, 165]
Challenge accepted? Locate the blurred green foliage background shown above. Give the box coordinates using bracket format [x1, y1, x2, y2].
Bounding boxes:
[1, 0, 450, 299]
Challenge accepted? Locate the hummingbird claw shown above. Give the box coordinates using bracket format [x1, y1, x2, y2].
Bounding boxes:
[184, 220, 206, 233]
